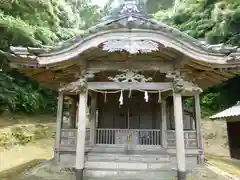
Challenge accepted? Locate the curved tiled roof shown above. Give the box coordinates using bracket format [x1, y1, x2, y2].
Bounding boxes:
[5, 0, 240, 64]
[1, 0, 239, 90]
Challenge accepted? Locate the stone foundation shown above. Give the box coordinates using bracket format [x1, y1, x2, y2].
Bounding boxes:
[8, 160, 228, 180]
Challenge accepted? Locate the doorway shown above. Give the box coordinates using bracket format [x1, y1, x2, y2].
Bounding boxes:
[97, 91, 160, 129]
[96, 91, 161, 146]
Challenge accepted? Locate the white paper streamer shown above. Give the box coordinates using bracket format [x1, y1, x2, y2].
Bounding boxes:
[128, 89, 132, 98]
[119, 90, 123, 105]
[144, 91, 148, 102]
[104, 92, 107, 103]
[158, 91, 162, 103]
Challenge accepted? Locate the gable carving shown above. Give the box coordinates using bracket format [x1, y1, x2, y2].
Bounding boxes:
[102, 39, 160, 54]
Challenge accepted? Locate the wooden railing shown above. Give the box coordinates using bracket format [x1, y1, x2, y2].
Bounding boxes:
[58, 128, 197, 150]
[96, 129, 161, 146]
[167, 130, 197, 148]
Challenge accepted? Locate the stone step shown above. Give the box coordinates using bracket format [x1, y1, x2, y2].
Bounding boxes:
[86, 152, 170, 162]
[84, 169, 177, 180]
[84, 176, 175, 180]
[85, 160, 171, 170]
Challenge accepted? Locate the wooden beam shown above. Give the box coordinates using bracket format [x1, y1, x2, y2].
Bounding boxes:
[211, 63, 240, 69]
[87, 82, 173, 90]
[205, 71, 228, 81]
[184, 64, 227, 82]
[188, 61, 234, 79]
[87, 60, 173, 72]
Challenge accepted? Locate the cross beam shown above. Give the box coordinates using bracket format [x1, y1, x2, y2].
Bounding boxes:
[87, 82, 173, 90]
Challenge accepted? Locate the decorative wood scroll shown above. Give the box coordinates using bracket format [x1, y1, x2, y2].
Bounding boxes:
[59, 78, 87, 93]
[166, 70, 202, 93]
[102, 40, 159, 54]
[59, 70, 96, 92]
[108, 69, 152, 83]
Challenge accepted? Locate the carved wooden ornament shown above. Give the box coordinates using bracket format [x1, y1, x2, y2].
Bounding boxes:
[59, 78, 87, 93]
[166, 70, 202, 93]
[108, 69, 152, 83]
[59, 70, 94, 92]
[102, 39, 159, 54]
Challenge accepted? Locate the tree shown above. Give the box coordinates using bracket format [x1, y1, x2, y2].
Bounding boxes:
[0, 0, 103, 113]
[154, 0, 240, 46]
[154, 0, 240, 113]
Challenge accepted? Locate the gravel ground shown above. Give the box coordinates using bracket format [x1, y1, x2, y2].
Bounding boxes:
[6, 163, 228, 180]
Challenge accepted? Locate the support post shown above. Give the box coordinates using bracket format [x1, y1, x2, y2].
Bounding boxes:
[54, 92, 64, 162]
[90, 92, 97, 146]
[75, 91, 88, 180]
[173, 92, 186, 180]
[70, 97, 77, 128]
[161, 100, 167, 148]
[194, 94, 204, 164]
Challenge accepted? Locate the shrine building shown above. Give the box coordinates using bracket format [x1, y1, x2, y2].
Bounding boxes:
[3, 1, 240, 180]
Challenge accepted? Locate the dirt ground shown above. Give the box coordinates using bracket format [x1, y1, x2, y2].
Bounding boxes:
[0, 114, 55, 179]
[0, 139, 53, 173]
[201, 119, 230, 157]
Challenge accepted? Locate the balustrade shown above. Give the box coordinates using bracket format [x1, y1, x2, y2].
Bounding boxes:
[96, 129, 161, 146]
[58, 128, 197, 149]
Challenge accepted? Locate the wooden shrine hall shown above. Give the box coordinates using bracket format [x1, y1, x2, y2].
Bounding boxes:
[3, 1, 240, 180]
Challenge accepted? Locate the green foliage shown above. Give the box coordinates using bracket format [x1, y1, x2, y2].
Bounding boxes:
[0, 70, 57, 113]
[201, 92, 221, 110]
[145, 0, 175, 13]
[154, 0, 240, 46]
[154, 0, 240, 113]
[0, 0, 103, 114]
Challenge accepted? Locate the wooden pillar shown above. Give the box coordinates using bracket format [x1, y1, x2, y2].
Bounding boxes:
[161, 100, 167, 148]
[70, 97, 77, 128]
[90, 92, 97, 146]
[173, 92, 186, 180]
[194, 94, 204, 164]
[75, 91, 88, 180]
[54, 92, 64, 162]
